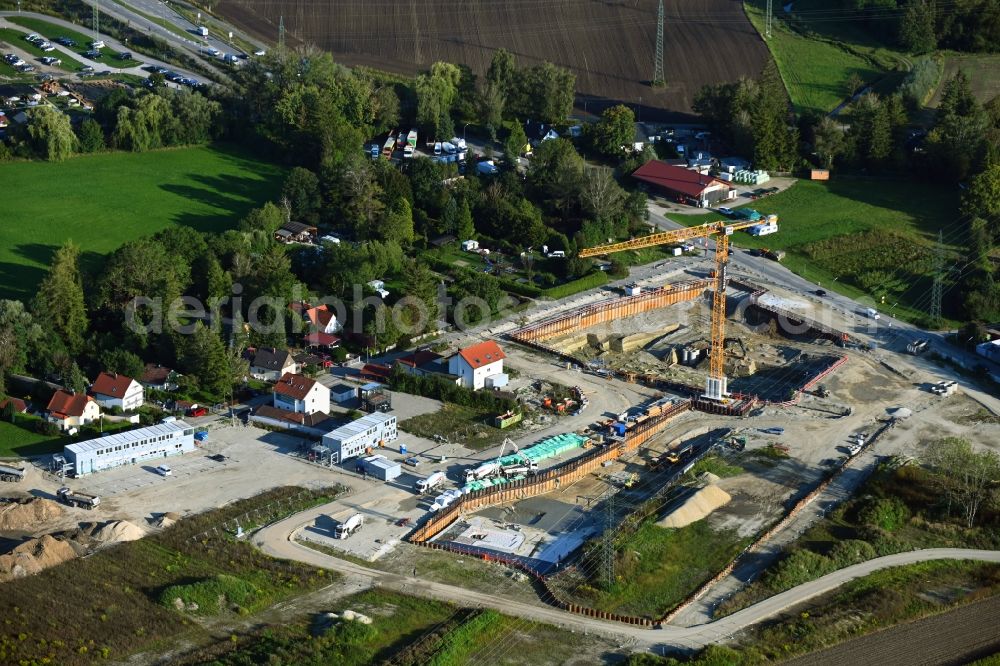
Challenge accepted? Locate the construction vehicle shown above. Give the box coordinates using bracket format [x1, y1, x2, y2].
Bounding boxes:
[464, 461, 501, 483]
[581, 218, 776, 400]
[334, 513, 364, 539]
[56, 487, 100, 510]
[758, 248, 785, 262]
[415, 471, 445, 493]
[0, 463, 25, 482]
[907, 338, 930, 355]
[814, 385, 830, 398]
[931, 380, 957, 396]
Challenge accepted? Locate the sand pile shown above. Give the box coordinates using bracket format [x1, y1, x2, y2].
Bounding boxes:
[657, 484, 732, 529]
[0, 534, 77, 581]
[92, 520, 145, 544]
[154, 512, 181, 529]
[0, 498, 64, 531]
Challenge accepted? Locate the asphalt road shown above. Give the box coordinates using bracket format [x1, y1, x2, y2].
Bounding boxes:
[254, 502, 1000, 650]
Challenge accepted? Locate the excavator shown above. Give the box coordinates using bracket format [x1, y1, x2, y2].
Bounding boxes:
[580, 219, 773, 401]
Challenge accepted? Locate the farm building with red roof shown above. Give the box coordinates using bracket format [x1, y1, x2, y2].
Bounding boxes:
[632, 160, 735, 207]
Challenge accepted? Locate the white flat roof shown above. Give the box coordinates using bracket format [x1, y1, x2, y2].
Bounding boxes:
[324, 412, 395, 441]
[65, 420, 193, 455]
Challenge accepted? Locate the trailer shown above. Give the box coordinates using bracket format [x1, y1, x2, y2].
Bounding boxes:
[415, 471, 445, 493]
[0, 463, 25, 482]
[464, 461, 500, 483]
[333, 513, 364, 539]
[56, 487, 100, 509]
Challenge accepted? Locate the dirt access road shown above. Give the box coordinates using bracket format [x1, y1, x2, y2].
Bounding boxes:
[783, 594, 1000, 666]
[254, 500, 1000, 652]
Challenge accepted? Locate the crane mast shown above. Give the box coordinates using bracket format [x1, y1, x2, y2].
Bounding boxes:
[580, 219, 760, 401]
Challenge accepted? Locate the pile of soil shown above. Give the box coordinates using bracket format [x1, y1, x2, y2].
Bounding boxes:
[92, 520, 145, 544]
[0, 534, 77, 582]
[657, 484, 732, 529]
[0, 498, 64, 531]
[154, 512, 181, 529]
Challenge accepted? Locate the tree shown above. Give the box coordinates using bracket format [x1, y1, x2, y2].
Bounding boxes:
[415, 62, 462, 138]
[479, 80, 506, 143]
[239, 202, 286, 235]
[926, 437, 1000, 527]
[380, 198, 415, 246]
[112, 106, 149, 152]
[812, 117, 846, 169]
[486, 48, 517, 89]
[582, 167, 626, 221]
[282, 167, 322, 223]
[751, 62, 798, 171]
[518, 62, 575, 124]
[400, 258, 439, 335]
[590, 104, 635, 157]
[0, 300, 43, 395]
[456, 199, 475, 239]
[97, 238, 187, 312]
[899, 0, 937, 53]
[99, 349, 144, 379]
[181, 322, 233, 398]
[849, 92, 893, 167]
[26, 107, 76, 161]
[34, 242, 88, 355]
[372, 85, 400, 135]
[926, 72, 988, 181]
[528, 138, 585, 218]
[961, 163, 1000, 221]
[504, 123, 528, 164]
[76, 118, 105, 153]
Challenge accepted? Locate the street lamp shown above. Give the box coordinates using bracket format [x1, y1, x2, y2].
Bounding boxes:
[463, 122, 470, 140]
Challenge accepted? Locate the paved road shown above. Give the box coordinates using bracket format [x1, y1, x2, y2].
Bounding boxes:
[782, 594, 1000, 666]
[254, 501, 1000, 650]
[0, 11, 201, 81]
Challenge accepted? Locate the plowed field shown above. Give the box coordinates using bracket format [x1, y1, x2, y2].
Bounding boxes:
[214, 0, 771, 116]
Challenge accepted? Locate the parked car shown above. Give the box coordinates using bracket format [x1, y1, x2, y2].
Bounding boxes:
[814, 289, 827, 297]
[155, 465, 172, 476]
[403, 456, 421, 467]
[717, 206, 734, 216]
[188, 407, 208, 417]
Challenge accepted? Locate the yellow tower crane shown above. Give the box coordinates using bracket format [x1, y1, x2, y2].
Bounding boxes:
[579, 220, 763, 401]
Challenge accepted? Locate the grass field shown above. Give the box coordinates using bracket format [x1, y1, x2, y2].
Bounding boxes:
[0, 27, 87, 72]
[400, 403, 515, 451]
[0, 417, 63, 458]
[0, 144, 284, 301]
[679, 178, 959, 323]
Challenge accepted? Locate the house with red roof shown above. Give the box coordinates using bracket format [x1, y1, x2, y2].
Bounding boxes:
[0, 397, 28, 414]
[90, 371, 144, 411]
[272, 373, 330, 414]
[46, 390, 101, 431]
[448, 341, 507, 390]
[632, 160, 735, 207]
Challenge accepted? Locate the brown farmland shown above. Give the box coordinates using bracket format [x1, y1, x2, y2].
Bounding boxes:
[215, 0, 771, 117]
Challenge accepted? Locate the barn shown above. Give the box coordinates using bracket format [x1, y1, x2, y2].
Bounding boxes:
[632, 160, 736, 207]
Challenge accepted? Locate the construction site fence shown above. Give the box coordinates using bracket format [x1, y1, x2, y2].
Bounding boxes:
[407, 401, 692, 544]
[762, 354, 849, 407]
[508, 280, 710, 344]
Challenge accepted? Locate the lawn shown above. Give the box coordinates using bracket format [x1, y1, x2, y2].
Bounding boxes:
[0, 27, 87, 72]
[678, 178, 959, 324]
[0, 417, 63, 458]
[400, 403, 516, 450]
[0, 144, 285, 301]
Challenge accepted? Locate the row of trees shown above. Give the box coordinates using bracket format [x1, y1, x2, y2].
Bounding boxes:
[847, 0, 1000, 54]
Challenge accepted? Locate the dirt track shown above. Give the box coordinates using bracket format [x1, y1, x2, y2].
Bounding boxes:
[782, 595, 1000, 666]
[214, 0, 770, 116]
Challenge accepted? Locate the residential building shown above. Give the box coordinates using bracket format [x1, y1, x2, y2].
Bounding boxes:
[140, 364, 180, 392]
[250, 405, 337, 437]
[90, 371, 144, 411]
[62, 419, 195, 476]
[394, 350, 444, 376]
[249, 348, 298, 382]
[631, 160, 736, 207]
[448, 340, 507, 390]
[274, 220, 318, 244]
[302, 303, 342, 335]
[46, 390, 101, 431]
[322, 412, 397, 463]
[272, 373, 330, 414]
[0, 397, 28, 414]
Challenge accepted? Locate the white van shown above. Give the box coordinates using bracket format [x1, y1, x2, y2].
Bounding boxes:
[548, 250, 566, 258]
[865, 308, 880, 320]
[155, 465, 172, 476]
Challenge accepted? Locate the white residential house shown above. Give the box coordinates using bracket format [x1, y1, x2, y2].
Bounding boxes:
[448, 340, 507, 391]
[249, 348, 298, 382]
[90, 372, 144, 411]
[46, 390, 101, 431]
[272, 373, 330, 414]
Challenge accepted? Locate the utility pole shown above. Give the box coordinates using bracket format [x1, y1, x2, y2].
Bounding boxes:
[602, 489, 616, 590]
[930, 229, 944, 326]
[765, 0, 773, 39]
[652, 0, 665, 88]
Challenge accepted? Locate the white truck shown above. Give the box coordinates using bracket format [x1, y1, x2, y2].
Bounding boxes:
[430, 489, 462, 512]
[0, 463, 25, 482]
[197, 26, 209, 37]
[333, 513, 364, 539]
[415, 471, 445, 493]
[464, 461, 500, 483]
[56, 487, 100, 510]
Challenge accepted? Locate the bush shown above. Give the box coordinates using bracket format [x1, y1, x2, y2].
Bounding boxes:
[33, 419, 59, 436]
[543, 271, 609, 299]
[389, 367, 517, 413]
[900, 56, 942, 109]
[859, 497, 910, 532]
[160, 574, 262, 615]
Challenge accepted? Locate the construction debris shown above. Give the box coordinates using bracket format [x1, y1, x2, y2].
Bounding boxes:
[657, 484, 732, 529]
[0, 498, 64, 531]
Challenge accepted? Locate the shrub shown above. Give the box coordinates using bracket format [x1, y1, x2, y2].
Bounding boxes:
[859, 497, 910, 532]
[159, 574, 262, 615]
[900, 56, 942, 109]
